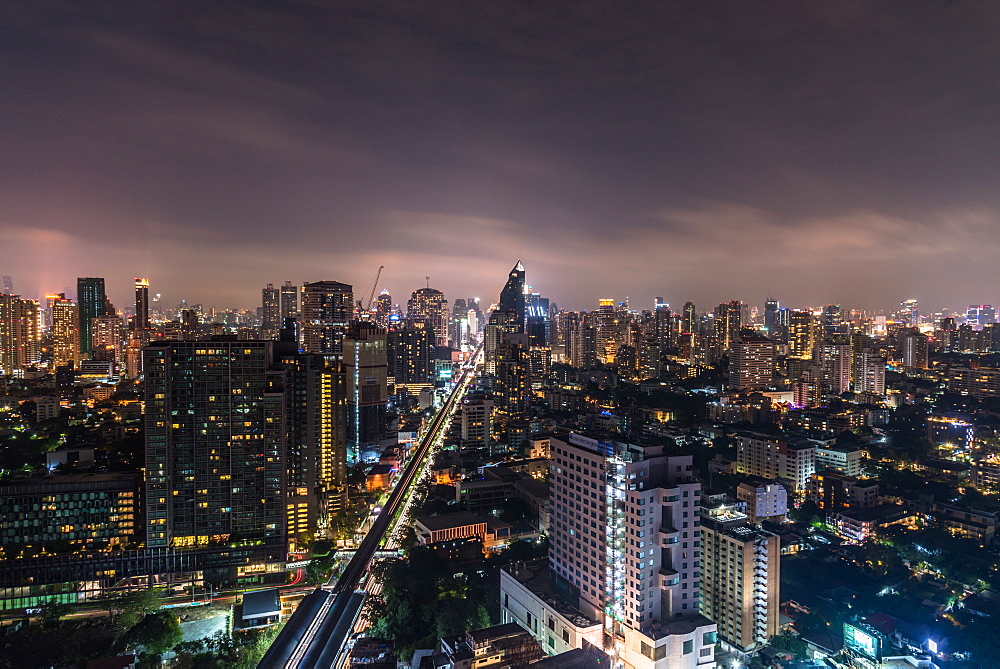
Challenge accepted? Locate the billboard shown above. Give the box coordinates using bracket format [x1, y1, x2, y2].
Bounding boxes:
[844, 623, 882, 661]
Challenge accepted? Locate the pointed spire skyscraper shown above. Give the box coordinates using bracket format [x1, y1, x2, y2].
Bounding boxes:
[498, 260, 526, 332]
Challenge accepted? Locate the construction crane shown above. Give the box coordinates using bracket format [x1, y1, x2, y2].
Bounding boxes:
[365, 265, 384, 313]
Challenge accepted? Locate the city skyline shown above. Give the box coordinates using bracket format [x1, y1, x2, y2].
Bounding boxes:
[4, 2, 999, 310]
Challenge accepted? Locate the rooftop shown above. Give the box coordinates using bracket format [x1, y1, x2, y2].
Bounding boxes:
[415, 511, 488, 532]
[502, 559, 599, 630]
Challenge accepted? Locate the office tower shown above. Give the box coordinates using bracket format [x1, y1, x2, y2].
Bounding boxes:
[344, 321, 388, 463]
[526, 293, 551, 346]
[1, 276, 12, 294]
[821, 305, 842, 336]
[899, 299, 919, 327]
[763, 299, 779, 337]
[91, 315, 124, 363]
[134, 278, 150, 330]
[461, 398, 493, 449]
[714, 301, 742, 352]
[637, 335, 663, 379]
[407, 286, 449, 348]
[900, 329, 929, 369]
[545, 433, 716, 667]
[450, 298, 468, 349]
[388, 319, 433, 387]
[301, 280, 354, 356]
[494, 333, 531, 431]
[729, 334, 775, 391]
[936, 317, 956, 351]
[274, 328, 348, 543]
[51, 294, 80, 369]
[261, 284, 280, 338]
[485, 309, 522, 375]
[498, 261, 526, 331]
[144, 340, 286, 552]
[0, 294, 41, 376]
[77, 277, 107, 358]
[816, 343, 851, 394]
[966, 305, 997, 330]
[280, 281, 299, 320]
[736, 432, 815, 492]
[681, 301, 696, 335]
[787, 310, 817, 359]
[596, 299, 620, 363]
[375, 290, 393, 328]
[700, 506, 780, 651]
[653, 301, 672, 350]
[561, 312, 597, 369]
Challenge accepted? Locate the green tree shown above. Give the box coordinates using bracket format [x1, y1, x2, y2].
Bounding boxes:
[105, 588, 165, 629]
[124, 611, 183, 654]
[769, 630, 808, 658]
[38, 600, 74, 628]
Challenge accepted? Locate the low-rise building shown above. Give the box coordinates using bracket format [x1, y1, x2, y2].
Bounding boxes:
[931, 503, 997, 543]
[440, 622, 545, 669]
[828, 504, 911, 543]
[808, 472, 880, 511]
[500, 559, 604, 657]
[815, 445, 865, 477]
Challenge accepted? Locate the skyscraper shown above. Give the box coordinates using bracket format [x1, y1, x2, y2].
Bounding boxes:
[134, 278, 150, 330]
[0, 294, 41, 375]
[484, 309, 521, 375]
[681, 301, 696, 335]
[450, 298, 468, 349]
[900, 329, 929, 369]
[494, 333, 531, 432]
[301, 281, 354, 356]
[498, 261, 526, 331]
[596, 299, 620, 363]
[50, 294, 80, 369]
[763, 298, 778, 337]
[854, 349, 886, 395]
[407, 286, 449, 348]
[966, 305, 996, 330]
[274, 329, 348, 542]
[787, 310, 817, 359]
[144, 339, 286, 552]
[729, 334, 775, 391]
[280, 281, 300, 321]
[388, 319, 433, 387]
[344, 321, 388, 462]
[536, 432, 717, 667]
[817, 343, 852, 394]
[261, 283, 280, 338]
[713, 300, 742, 352]
[77, 277, 106, 358]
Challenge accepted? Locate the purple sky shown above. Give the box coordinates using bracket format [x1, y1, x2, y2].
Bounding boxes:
[3, 1, 998, 313]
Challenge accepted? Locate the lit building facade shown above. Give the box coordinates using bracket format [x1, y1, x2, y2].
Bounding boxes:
[700, 506, 780, 651]
[301, 280, 353, 357]
[144, 340, 286, 553]
[735, 432, 815, 492]
[407, 286, 449, 348]
[51, 294, 80, 369]
[77, 277, 107, 359]
[729, 334, 774, 390]
[546, 432, 716, 668]
[0, 294, 40, 375]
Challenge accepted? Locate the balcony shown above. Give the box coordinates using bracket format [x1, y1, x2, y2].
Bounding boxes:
[659, 526, 680, 545]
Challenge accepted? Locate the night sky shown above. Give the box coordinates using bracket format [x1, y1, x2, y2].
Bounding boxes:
[3, 1, 998, 313]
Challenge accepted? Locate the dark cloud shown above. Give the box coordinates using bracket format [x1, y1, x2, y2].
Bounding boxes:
[2, 1, 998, 312]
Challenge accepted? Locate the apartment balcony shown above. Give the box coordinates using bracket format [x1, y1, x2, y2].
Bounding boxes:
[659, 526, 680, 544]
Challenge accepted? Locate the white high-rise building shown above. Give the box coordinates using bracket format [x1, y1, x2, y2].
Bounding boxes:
[502, 432, 716, 668]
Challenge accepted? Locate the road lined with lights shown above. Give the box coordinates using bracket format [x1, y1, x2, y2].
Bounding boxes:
[259, 344, 482, 669]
